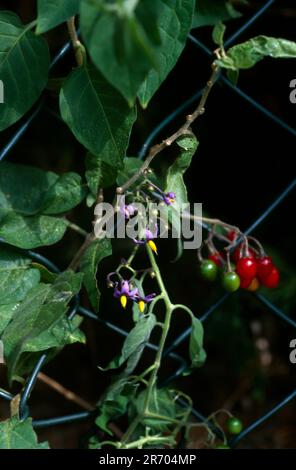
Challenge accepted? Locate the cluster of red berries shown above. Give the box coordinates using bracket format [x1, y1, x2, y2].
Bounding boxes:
[199, 231, 280, 293]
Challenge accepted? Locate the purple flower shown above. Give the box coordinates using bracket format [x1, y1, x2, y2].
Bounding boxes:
[163, 192, 176, 205]
[113, 280, 139, 308]
[120, 203, 136, 219]
[135, 292, 156, 313]
[133, 225, 158, 254]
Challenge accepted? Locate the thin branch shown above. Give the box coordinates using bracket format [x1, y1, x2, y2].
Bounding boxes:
[37, 372, 123, 438]
[117, 64, 220, 194]
[67, 64, 220, 271]
[66, 221, 88, 237]
[37, 372, 94, 411]
[68, 232, 96, 271]
[67, 16, 84, 67]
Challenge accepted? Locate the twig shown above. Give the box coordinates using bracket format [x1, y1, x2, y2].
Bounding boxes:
[37, 372, 94, 411]
[37, 372, 123, 438]
[66, 221, 88, 237]
[67, 64, 220, 271]
[117, 64, 220, 194]
[67, 16, 84, 67]
[68, 232, 96, 271]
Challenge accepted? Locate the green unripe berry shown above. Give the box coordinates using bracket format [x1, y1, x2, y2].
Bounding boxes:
[226, 417, 243, 435]
[222, 271, 240, 292]
[200, 260, 218, 281]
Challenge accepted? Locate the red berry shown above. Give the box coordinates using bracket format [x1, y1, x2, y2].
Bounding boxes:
[233, 245, 256, 263]
[236, 257, 257, 280]
[261, 266, 280, 288]
[208, 252, 223, 267]
[256, 256, 273, 281]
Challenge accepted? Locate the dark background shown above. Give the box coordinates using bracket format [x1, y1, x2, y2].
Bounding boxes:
[0, 0, 295, 448]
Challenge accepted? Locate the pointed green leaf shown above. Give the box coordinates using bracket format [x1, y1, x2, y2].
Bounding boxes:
[192, 0, 241, 28]
[2, 270, 83, 382]
[42, 172, 87, 214]
[60, 65, 136, 167]
[80, 0, 162, 105]
[102, 313, 156, 372]
[212, 21, 226, 47]
[0, 417, 49, 449]
[0, 247, 40, 306]
[0, 213, 67, 249]
[95, 382, 137, 436]
[80, 238, 112, 312]
[0, 12, 50, 130]
[130, 387, 178, 432]
[0, 163, 56, 218]
[189, 316, 206, 368]
[164, 134, 199, 204]
[138, 0, 195, 107]
[37, 0, 80, 34]
[217, 36, 296, 70]
[85, 153, 117, 206]
[0, 303, 18, 336]
[0, 163, 86, 249]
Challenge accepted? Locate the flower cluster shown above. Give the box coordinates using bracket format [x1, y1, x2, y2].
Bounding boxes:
[113, 280, 155, 312]
[109, 187, 177, 314]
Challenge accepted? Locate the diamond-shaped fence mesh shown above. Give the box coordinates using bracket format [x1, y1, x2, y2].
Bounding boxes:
[0, 0, 295, 448]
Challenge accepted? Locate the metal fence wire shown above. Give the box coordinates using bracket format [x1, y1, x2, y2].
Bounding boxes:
[0, 0, 296, 448]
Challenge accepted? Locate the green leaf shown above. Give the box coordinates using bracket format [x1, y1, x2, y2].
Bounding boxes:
[164, 134, 199, 204]
[60, 65, 136, 168]
[226, 68, 239, 86]
[37, 0, 80, 34]
[217, 36, 296, 70]
[95, 382, 138, 436]
[0, 162, 57, 218]
[2, 270, 84, 382]
[116, 157, 143, 187]
[0, 163, 86, 249]
[0, 12, 50, 130]
[31, 262, 58, 283]
[138, 0, 195, 108]
[192, 0, 241, 28]
[102, 313, 156, 373]
[85, 153, 117, 206]
[0, 213, 67, 249]
[0, 246, 40, 306]
[189, 316, 206, 369]
[42, 172, 87, 214]
[0, 162, 85, 216]
[80, 0, 162, 105]
[130, 387, 178, 432]
[80, 238, 112, 312]
[212, 21, 226, 47]
[0, 303, 18, 336]
[0, 417, 49, 449]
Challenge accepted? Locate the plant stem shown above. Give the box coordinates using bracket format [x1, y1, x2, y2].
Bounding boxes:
[66, 221, 88, 237]
[121, 244, 174, 444]
[68, 232, 96, 271]
[120, 435, 175, 449]
[67, 17, 85, 66]
[117, 64, 220, 194]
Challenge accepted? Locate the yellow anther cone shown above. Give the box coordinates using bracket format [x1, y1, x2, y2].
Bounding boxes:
[138, 300, 145, 313]
[148, 239, 158, 254]
[120, 295, 127, 308]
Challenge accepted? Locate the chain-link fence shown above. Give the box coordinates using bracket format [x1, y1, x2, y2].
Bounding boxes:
[0, 0, 295, 448]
